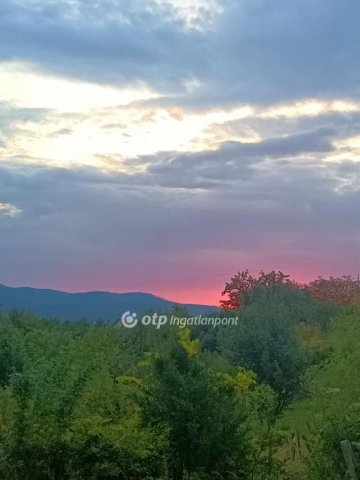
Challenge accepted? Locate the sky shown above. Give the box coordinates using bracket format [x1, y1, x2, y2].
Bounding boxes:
[0, 0, 360, 305]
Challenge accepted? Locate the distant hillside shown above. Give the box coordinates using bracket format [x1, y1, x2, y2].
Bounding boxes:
[0, 284, 218, 322]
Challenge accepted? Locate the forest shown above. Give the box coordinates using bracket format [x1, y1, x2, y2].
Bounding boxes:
[0, 271, 359, 479]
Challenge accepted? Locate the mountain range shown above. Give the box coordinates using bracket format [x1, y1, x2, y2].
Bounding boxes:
[0, 284, 218, 322]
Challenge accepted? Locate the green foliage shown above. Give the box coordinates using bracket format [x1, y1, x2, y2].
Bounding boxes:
[219, 285, 323, 412]
[279, 307, 360, 479]
[142, 328, 250, 479]
[220, 270, 293, 310]
[0, 312, 166, 479]
[0, 291, 348, 480]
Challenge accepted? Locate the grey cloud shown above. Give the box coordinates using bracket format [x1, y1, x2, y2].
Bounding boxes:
[195, 0, 360, 105]
[0, 102, 51, 140]
[0, 0, 360, 105]
[49, 128, 73, 136]
[0, 158, 358, 293]
[1, 0, 360, 291]
[0, 0, 205, 91]
[0, 150, 359, 287]
[140, 128, 336, 188]
[211, 111, 360, 144]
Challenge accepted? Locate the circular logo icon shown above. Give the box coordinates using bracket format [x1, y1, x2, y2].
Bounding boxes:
[121, 311, 138, 328]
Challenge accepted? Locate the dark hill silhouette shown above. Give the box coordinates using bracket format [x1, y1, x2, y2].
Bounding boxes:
[0, 284, 218, 322]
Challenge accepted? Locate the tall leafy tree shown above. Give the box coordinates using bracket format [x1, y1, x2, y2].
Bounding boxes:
[221, 270, 292, 309]
[143, 328, 250, 480]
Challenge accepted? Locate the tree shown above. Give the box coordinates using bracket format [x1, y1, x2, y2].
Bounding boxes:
[220, 284, 309, 413]
[142, 328, 250, 480]
[220, 270, 292, 309]
[307, 275, 360, 306]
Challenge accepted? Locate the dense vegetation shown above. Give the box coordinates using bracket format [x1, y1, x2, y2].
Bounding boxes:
[0, 274, 359, 479]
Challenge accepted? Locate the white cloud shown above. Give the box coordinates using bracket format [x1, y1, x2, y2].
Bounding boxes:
[2, 89, 360, 172]
[0, 62, 159, 112]
[0, 202, 21, 217]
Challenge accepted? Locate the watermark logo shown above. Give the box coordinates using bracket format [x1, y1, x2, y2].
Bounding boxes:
[117, 312, 238, 329]
[121, 311, 138, 328]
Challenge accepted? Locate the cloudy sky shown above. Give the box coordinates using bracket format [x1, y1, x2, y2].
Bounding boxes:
[1, 0, 360, 304]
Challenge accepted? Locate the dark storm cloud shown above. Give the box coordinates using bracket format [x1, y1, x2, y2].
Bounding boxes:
[1, 0, 360, 104]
